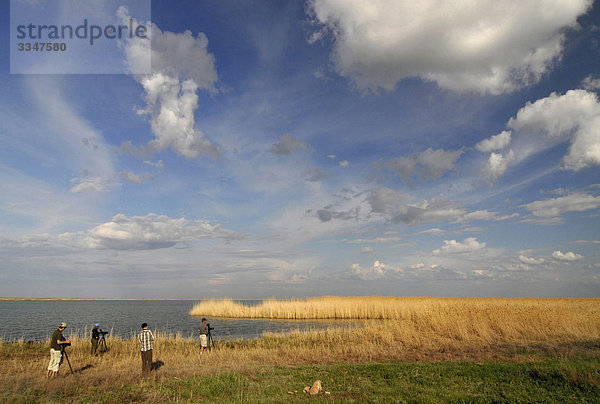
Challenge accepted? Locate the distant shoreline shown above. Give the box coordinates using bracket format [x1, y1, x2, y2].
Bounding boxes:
[2, 297, 598, 301]
[0, 298, 212, 301]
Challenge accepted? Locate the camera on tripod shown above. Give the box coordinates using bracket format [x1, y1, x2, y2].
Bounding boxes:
[94, 329, 109, 354]
[205, 323, 215, 350]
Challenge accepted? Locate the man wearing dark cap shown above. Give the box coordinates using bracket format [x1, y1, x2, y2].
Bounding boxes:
[91, 323, 101, 355]
[46, 322, 71, 377]
[197, 318, 208, 354]
[138, 322, 154, 377]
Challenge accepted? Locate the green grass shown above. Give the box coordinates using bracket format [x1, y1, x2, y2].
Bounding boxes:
[3, 358, 599, 403]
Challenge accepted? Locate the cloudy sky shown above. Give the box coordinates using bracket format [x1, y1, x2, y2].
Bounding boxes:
[1, 0, 599, 298]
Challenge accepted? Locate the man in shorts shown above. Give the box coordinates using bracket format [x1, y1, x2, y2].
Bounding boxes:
[197, 318, 208, 354]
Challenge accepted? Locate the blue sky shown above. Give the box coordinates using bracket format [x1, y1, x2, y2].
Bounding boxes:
[1, 0, 599, 298]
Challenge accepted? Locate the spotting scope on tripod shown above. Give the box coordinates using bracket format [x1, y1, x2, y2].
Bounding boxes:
[206, 323, 215, 350]
[97, 330, 108, 353]
[60, 342, 73, 374]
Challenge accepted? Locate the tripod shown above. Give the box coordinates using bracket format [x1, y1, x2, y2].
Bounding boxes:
[206, 327, 215, 351]
[97, 332, 108, 353]
[60, 345, 73, 375]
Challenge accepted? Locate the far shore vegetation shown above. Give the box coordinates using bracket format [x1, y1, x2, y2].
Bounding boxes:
[0, 297, 202, 301]
[2, 296, 599, 402]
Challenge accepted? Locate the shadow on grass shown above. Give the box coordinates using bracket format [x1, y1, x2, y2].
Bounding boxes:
[59, 364, 93, 377]
[152, 360, 164, 371]
[76, 364, 94, 373]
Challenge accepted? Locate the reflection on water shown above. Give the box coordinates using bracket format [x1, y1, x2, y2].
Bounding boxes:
[0, 300, 354, 342]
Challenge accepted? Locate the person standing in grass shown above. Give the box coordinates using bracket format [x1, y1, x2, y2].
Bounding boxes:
[91, 323, 100, 355]
[198, 318, 208, 354]
[46, 322, 71, 378]
[139, 322, 154, 377]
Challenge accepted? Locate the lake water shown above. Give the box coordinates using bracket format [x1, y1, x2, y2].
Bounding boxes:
[0, 300, 352, 342]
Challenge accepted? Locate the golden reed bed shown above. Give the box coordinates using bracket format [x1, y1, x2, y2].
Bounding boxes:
[190, 295, 599, 319]
[191, 296, 600, 352]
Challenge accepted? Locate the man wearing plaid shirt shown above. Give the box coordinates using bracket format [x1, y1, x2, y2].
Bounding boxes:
[138, 322, 154, 377]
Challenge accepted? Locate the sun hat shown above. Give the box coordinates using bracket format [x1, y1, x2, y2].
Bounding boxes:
[94, 323, 100, 327]
[60, 322, 67, 328]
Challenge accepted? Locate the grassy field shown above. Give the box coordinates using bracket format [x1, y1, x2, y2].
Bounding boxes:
[2, 296, 600, 402]
[2, 353, 599, 403]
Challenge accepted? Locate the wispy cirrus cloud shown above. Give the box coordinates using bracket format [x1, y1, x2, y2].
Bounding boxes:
[384, 148, 462, 187]
[456, 209, 518, 223]
[521, 192, 600, 218]
[366, 187, 466, 226]
[269, 134, 312, 156]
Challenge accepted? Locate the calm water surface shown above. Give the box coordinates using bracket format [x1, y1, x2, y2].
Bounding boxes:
[0, 300, 353, 342]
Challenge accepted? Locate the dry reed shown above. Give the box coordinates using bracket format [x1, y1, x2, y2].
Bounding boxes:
[188, 296, 600, 360]
[190, 296, 599, 321]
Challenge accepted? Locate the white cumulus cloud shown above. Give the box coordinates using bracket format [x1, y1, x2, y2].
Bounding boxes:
[482, 150, 516, 184]
[433, 237, 486, 254]
[552, 250, 583, 261]
[119, 8, 219, 159]
[308, 0, 592, 94]
[475, 130, 512, 152]
[137, 73, 219, 159]
[84, 213, 240, 250]
[478, 89, 600, 182]
[349, 260, 402, 280]
[507, 90, 600, 171]
[69, 177, 111, 193]
[518, 255, 545, 265]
